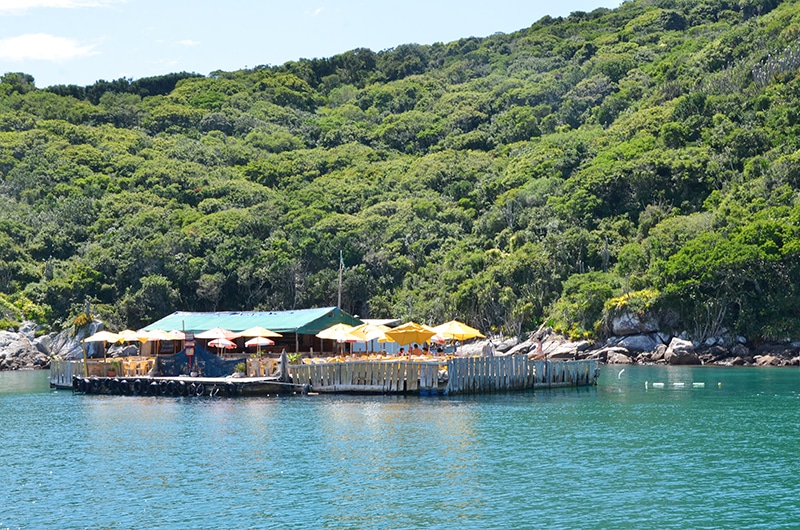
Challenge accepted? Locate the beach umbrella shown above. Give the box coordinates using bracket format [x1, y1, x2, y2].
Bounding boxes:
[208, 337, 236, 354]
[316, 323, 359, 342]
[244, 336, 275, 356]
[196, 327, 238, 340]
[245, 336, 275, 347]
[168, 329, 186, 340]
[383, 321, 437, 346]
[238, 326, 282, 338]
[83, 330, 122, 344]
[82, 330, 122, 367]
[117, 329, 142, 343]
[349, 323, 390, 353]
[432, 320, 485, 341]
[137, 329, 180, 356]
[316, 323, 359, 354]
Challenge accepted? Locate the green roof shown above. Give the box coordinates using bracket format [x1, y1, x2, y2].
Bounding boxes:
[143, 307, 361, 335]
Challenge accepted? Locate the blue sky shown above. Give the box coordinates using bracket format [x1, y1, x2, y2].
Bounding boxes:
[0, 0, 620, 88]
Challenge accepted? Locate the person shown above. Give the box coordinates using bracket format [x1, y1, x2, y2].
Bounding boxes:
[482, 341, 495, 357]
[410, 343, 423, 356]
[398, 347, 405, 357]
[529, 338, 545, 360]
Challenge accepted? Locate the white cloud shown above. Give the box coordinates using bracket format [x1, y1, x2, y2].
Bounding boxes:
[0, 0, 123, 14]
[178, 39, 200, 46]
[0, 33, 97, 61]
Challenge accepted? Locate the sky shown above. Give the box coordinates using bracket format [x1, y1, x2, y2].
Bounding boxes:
[0, 0, 621, 89]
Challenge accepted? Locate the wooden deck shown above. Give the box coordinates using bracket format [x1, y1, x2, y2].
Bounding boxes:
[51, 357, 598, 397]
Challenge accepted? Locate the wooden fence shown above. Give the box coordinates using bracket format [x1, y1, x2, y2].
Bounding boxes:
[290, 358, 598, 395]
[289, 361, 442, 393]
[444, 357, 597, 394]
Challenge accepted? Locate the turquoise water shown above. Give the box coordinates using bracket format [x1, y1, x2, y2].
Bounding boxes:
[2, 365, 800, 529]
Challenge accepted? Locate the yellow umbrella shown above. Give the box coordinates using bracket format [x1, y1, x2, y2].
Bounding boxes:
[432, 320, 485, 341]
[83, 330, 122, 344]
[316, 323, 359, 342]
[349, 323, 390, 353]
[316, 323, 359, 355]
[137, 329, 180, 356]
[383, 321, 437, 346]
[349, 323, 389, 341]
[82, 330, 122, 369]
[238, 326, 282, 338]
[117, 329, 141, 343]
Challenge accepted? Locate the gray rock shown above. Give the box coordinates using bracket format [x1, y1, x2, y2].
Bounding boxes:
[651, 343, 668, 362]
[0, 330, 41, 371]
[617, 334, 660, 353]
[665, 337, 700, 365]
[612, 312, 658, 336]
[607, 350, 633, 364]
[730, 343, 749, 357]
[494, 337, 519, 353]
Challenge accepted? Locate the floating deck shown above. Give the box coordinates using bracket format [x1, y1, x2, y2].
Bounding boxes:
[52, 356, 598, 397]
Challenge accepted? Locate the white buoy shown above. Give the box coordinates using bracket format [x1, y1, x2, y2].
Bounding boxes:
[673, 382, 685, 388]
[645, 381, 648, 389]
[618, 368, 625, 379]
[652, 382, 665, 388]
[692, 382, 705, 388]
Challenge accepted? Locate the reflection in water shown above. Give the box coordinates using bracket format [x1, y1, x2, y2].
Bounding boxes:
[3, 369, 800, 529]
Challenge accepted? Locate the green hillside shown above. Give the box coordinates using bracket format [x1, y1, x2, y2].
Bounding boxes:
[1, 0, 799, 343]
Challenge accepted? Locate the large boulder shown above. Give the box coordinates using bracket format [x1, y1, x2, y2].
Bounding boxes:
[0, 329, 44, 370]
[35, 320, 107, 360]
[611, 312, 659, 336]
[616, 334, 661, 353]
[664, 337, 701, 365]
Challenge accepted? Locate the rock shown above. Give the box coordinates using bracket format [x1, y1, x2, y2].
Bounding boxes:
[35, 320, 107, 361]
[504, 338, 534, 356]
[494, 337, 518, 353]
[651, 343, 668, 362]
[664, 337, 700, 365]
[698, 345, 729, 364]
[574, 340, 591, 352]
[0, 330, 41, 371]
[754, 355, 780, 366]
[612, 312, 659, 336]
[730, 343, 750, 358]
[616, 334, 661, 353]
[607, 350, 633, 364]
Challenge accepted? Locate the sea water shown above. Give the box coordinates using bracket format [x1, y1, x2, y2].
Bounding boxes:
[1, 365, 800, 529]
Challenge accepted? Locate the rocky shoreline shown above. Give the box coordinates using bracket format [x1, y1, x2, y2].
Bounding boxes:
[471, 331, 800, 368]
[4, 317, 800, 372]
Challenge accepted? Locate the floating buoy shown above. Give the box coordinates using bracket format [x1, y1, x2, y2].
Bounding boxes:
[645, 381, 648, 389]
[652, 382, 665, 388]
[673, 382, 685, 388]
[692, 382, 705, 388]
[618, 368, 625, 379]
[718, 382, 722, 387]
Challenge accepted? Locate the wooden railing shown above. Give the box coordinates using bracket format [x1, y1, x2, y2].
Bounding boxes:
[444, 357, 597, 394]
[290, 361, 443, 393]
[290, 358, 598, 395]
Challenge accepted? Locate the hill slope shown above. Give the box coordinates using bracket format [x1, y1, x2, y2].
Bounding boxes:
[0, 0, 799, 343]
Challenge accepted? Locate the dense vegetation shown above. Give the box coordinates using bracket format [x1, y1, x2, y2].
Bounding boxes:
[1, 0, 799, 343]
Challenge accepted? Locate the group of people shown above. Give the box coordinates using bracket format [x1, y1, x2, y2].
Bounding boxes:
[398, 343, 445, 356]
